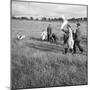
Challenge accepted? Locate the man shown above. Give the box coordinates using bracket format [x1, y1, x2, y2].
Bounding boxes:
[47, 24, 52, 41]
[51, 33, 58, 43]
[61, 24, 70, 53]
[62, 24, 75, 54]
[73, 23, 83, 53]
[62, 28, 69, 44]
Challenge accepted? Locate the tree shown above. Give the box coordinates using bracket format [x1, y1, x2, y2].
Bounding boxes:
[30, 17, 34, 20]
[83, 17, 87, 21]
[35, 18, 39, 21]
[58, 17, 63, 21]
[41, 17, 47, 21]
[48, 18, 51, 21]
[12, 16, 16, 19]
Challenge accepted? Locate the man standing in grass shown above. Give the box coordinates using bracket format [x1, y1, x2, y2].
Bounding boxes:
[47, 24, 52, 41]
[73, 23, 83, 53]
[61, 25, 70, 53]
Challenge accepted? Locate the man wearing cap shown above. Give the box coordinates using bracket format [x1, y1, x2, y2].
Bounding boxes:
[73, 23, 83, 53]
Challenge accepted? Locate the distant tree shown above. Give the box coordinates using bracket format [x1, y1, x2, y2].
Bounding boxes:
[58, 17, 63, 21]
[12, 16, 16, 19]
[53, 18, 58, 21]
[48, 18, 51, 21]
[41, 17, 47, 21]
[47, 17, 63, 21]
[68, 18, 76, 22]
[78, 18, 82, 21]
[83, 17, 87, 21]
[30, 17, 34, 20]
[35, 18, 39, 21]
[21, 17, 28, 20]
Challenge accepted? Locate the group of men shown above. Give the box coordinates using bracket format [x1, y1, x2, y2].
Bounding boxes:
[41, 24, 57, 42]
[62, 23, 83, 54]
[41, 22, 83, 54]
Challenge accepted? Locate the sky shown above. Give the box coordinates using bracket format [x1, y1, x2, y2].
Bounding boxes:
[12, 0, 87, 19]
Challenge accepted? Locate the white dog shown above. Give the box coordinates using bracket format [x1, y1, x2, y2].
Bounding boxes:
[67, 25, 74, 52]
[41, 30, 47, 40]
[61, 16, 74, 53]
[16, 32, 25, 40]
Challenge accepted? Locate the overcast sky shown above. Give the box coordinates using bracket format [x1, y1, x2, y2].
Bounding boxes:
[12, 0, 87, 19]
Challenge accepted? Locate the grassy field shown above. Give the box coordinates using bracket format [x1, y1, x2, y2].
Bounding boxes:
[11, 19, 88, 90]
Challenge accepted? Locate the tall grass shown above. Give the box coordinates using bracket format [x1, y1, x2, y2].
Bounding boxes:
[11, 52, 87, 90]
[11, 20, 88, 90]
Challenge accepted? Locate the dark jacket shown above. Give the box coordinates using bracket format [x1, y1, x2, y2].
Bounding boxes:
[62, 29, 69, 44]
[74, 27, 81, 41]
[47, 26, 52, 35]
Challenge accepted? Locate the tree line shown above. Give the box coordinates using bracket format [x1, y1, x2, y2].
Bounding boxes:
[12, 16, 87, 22]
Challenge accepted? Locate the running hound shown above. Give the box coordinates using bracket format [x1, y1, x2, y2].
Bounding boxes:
[16, 32, 25, 40]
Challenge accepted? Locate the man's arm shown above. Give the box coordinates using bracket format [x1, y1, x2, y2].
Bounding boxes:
[61, 29, 67, 33]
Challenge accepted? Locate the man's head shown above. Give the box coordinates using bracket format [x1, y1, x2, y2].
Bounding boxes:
[48, 24, 51, 27]
[76, 23, 80, 27]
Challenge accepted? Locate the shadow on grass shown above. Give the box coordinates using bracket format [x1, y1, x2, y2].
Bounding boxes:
[25, 41, 63, 53]
[25, 41, 87, 56]
[30, 37, 63, 45]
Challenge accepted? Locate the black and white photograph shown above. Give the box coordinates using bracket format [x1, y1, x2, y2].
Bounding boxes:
[11, 0, 88, 89]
